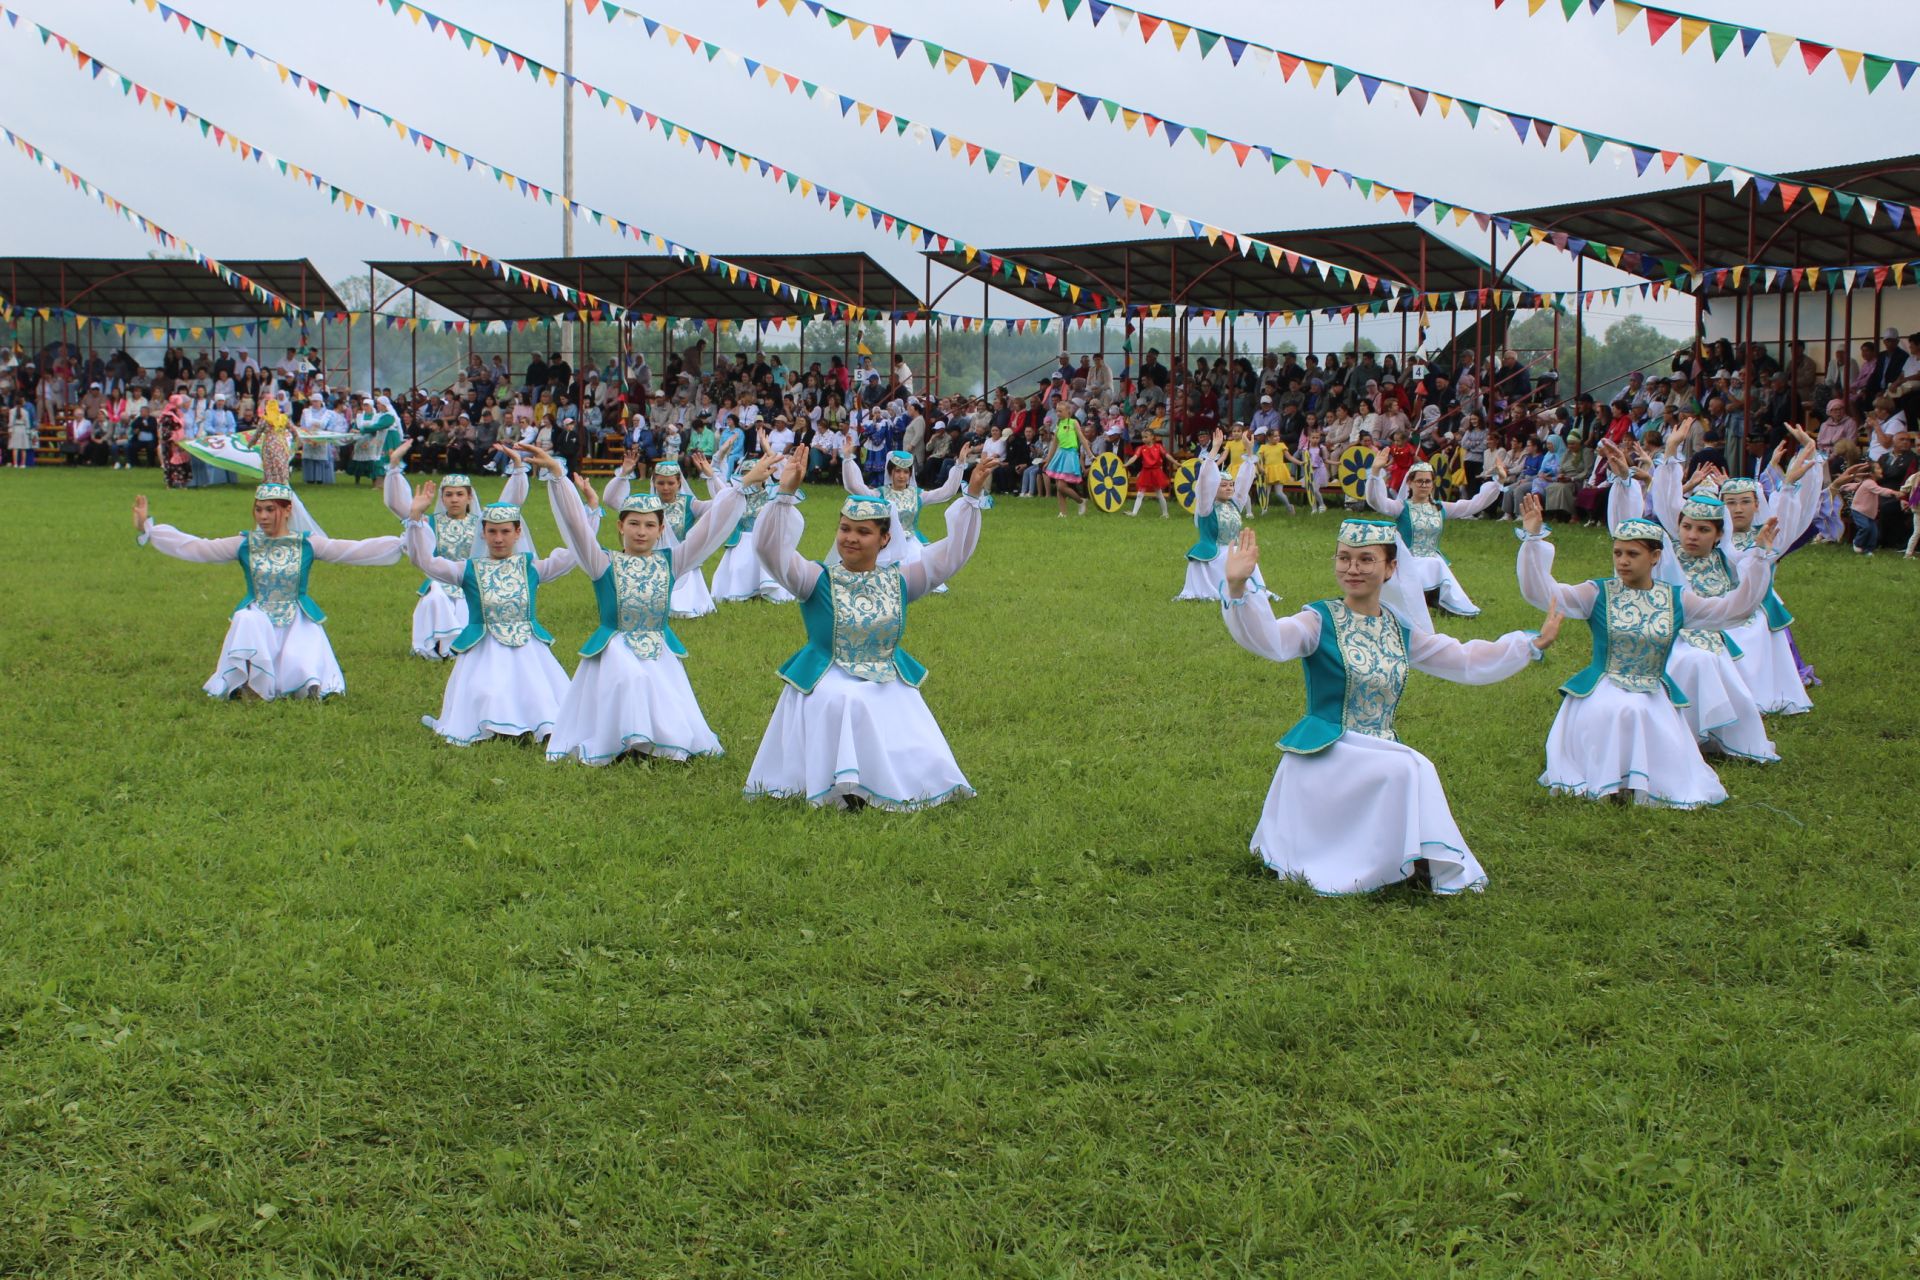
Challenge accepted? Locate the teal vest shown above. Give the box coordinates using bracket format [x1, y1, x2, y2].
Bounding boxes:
[723, 485, 776, 550]
[777, 563, 927, 693]
[234, 530, 322, 626]
[452, 553, 554, 653]
[661, 492, 694, 540]
[1277, 600, 1411, 754]
[1561, 579, 1686, 705]
[886, 484, 929, 545]
[419, 509, 481, 597]
[1394, 501, 1447, 562]
[1186, 501, 1243, 563]
[580, 548, 686, 660]
[1673, 549, 1743, 659]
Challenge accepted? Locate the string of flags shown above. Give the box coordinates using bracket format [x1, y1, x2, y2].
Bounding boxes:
[713, 0, 1916, 272]
[1493, 0, 1915, 94]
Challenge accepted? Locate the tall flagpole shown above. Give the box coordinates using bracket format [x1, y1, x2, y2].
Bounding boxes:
[561, 0, 576, 373]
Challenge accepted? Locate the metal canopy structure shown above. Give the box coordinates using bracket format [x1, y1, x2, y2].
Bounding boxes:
[921, 222, 1521, 316]
[1500, 153, 1920, 287]
[0, 257, 343, 318]
[366, 251, 920, 322]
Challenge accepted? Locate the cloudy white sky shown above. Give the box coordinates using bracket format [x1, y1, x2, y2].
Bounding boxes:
[2, 0, 1915, 346]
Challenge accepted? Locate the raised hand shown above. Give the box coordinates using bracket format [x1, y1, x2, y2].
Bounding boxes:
[388, 437, 413, 466]
[776, 446, 807, 494]
[1533, 601, 1564, 651]
[738, 452, 778, 488]
[620, 446, 640, 475]
[1753, 516, 1781, 552]
[966, 453, 1000, 498]
[132, 494, 149, 534]
[1520, 492, 1545, 535]
[572, 471, 601, 510]
[409, 479, 438, 521]
[1223, 528, 1259, 593]
[518, 441, 562, 475]
[1663, 419, 1689, 455]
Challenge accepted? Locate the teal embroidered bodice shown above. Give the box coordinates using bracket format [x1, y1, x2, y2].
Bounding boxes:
[452, 553, 553, 652]
[1276, 599, 1413, 754]
[776, 562, 926, 692]
[885, 484, 923, 532]
[1673, 549, 1741, 657]
[421, 510, 480, 597]
[235, 530, 320, 626]
[724, 484, 777, 550]
[1398, 501, 1446, 558]
[612, 550, 675, 659]
[1215, 502, 1244, 546]
[1560, 578, 1686, 706]
[663, 493, 694, 540]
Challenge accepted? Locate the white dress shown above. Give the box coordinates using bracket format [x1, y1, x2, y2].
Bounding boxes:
[1617, 467, 1776, 762]
[1178, 453, 1269, 601]
[542, 476, 743, 763]
[744, 491, 986, 810]
[833, 454, 965, 594]
[1518, 532, 1778, 807]
[1365, 472, 1504, 630]
[1221, 592, 1544, 895]
[1724, 464, 1822, 716]
[404, 522, 578, 744]
[709, 482, 796, 604]
[603, 469, 714, 618]
[139, 521, 404, 700]
[382, 466, 531, 658]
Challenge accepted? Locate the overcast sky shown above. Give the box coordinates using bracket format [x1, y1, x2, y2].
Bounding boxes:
[3, 0, 1915, 345]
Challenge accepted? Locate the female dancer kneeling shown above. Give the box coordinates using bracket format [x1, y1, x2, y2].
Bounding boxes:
[745, 450, 999, 810]
[710, 429, 796, 605]
[382, 440, 530, 658]
[524, 442, 759, 764]
[836, 445, 973, 595]
[1220, 522, 1561, 894]
[1364, 456, 1507, 627]
[132, 485, 403, 700]
[1178, 429, 1265, 602]
[403, 482, 578, 746]
[603, 454, 716, 619]
[1516, 493, 1780, 808]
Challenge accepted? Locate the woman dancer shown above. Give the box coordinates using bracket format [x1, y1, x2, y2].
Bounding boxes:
[1364, 456, 1508, 627]
[402, 481, 578, 746]
[603, 455, 717, 619]
[1600, 438, 1776, 763]
[132, 484, 403, 701]
[837, 445, 974, 595]
[744, 450, 998, 810]
[1124, 430, 1173, 517]
[1219, 523, 1561, 895]
[1715, 431, 1825, 716]
[1516, 493, 1781, 808]
[1177, 429, 1266, 602]
[1045, 400, 1087, 517]
[527, 442, 759, 764]
[381, 441, 532, 658]
[709, 453, 799, 605]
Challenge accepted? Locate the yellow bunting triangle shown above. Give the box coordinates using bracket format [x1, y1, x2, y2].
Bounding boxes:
[1679, 17, 1707, 51]
[1836, 48, 1863, 80]
[1766, 31, 1794, 65]
[1614, 2, 1641, 33]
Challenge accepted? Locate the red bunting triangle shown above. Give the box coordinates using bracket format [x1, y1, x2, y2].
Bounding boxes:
[1799, 41, 1832, 72]
[1138, 15, 1161, 41]
[1644, 10, 1678, 43]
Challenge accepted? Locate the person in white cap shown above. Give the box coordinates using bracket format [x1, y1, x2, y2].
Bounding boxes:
[130, 484, 404, 701]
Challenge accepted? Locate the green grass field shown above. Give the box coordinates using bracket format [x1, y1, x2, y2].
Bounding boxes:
[3, 469, 1917, 1277]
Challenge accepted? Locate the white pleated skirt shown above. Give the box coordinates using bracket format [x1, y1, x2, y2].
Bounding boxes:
[1400, 554, 1480, 616]
[1540, 679, 1727, 808]
[1177, 554, 1268, 602]
[1666, 641, 1777, 763]
[669, 566, 715, 619]
[1726, 617, 1812, 716]
[423, 636, 571, 745]
[203, 606, 344, 701]
[1249, 733, 1488, 894]
[710, 540, 796, 604]
[545, 643, 722, 764]
[744, 666, 973, 811]
[409, 586, 468, 660]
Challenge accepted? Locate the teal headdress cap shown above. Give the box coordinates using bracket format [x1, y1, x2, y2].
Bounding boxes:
[1337, 518, 1398, 548]
[842, 494, 893, 523]
[481, 503, 522, 524]
[254, 482, 294, 502]
[1611, 517, 1666, 542]
[619, 493, 665, 516]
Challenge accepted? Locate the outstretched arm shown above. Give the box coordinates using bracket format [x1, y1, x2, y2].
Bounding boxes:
[921, 445, 974, 504]
[401, 480, 466, 586]
[1229, 449, 1258, 512]
[904, 457, 996, 600]
[1192, 455, 1221, 518]
[1407, 612, 1558, 684]
[753, 450, 826, 601]
[841, 450, 876, 496]
[1515, 495, 1597, 619]
[1607, 474, 1648, 535]
[381, 460, 413, 520]
[1681, 525, 1781, 629]
[547, 471, 611, 580]
[310, 534, 405, 567]
[676, 455, 772, 581]
[1364, 466, 1404, 517]
[1441, 478, 1504, 519]
[138, 521, 243, 563]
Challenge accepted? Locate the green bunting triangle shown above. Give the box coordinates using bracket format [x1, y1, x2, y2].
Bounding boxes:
[802, 82, 818, 98]
[1560, 0, 1580, 17]
[1102, 99, 1120, 121]
[1333, 65, 1355, 94]
[1195, 30, 1220, 58]
[1070, 180, 1086, 200]
[1581, 132, 1604, 161]
[458, 28, 474, 48]
[1432, 202, 1452, 224]
[983, 150, 1000, 172]
[924, 42, 942, 67]
[825, 11, 844, 27]
[1863, 55, 1892, 92]
[1062, 0, 1083, 16]
[1461, 102, 1480, 127]
[1189, 128, 1208, 148]
[1011, 72, 1033, 100]
[1708, 22, 1736, 60]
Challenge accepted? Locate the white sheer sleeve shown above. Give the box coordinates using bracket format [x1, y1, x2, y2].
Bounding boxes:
[1220, 594, 1321, 664]
[547, 476, 611, 580]
[841, 452, 876, 497]
[600, 465, 632, 513]
[674, 486, 746, 580]
[903, 494, 984, 601]
[1680, 550, 1775, 630]
[922, 464, 966, 505]
[752, 495, 824, 601]
[499, 464, 531, 509]
[1768, 464, 1824, 549]
[1516, 535, 1597, 619]
[1365, 469, 1403, 517]
[403, 520, 465, 586]
[139, 522, 242, 563]
[1230, 451, 1258, 512]
[381, 467, 412, 521]
[310, 534, 405, 566]
[1607, 476, 1649, 535]
[1441, 479, 1502, 519]
[532, 547, 578, 585]
[1408, 629, 1543, 684]
[1648, 458, 1684, 538]
[1193, 456, 1221, 518]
